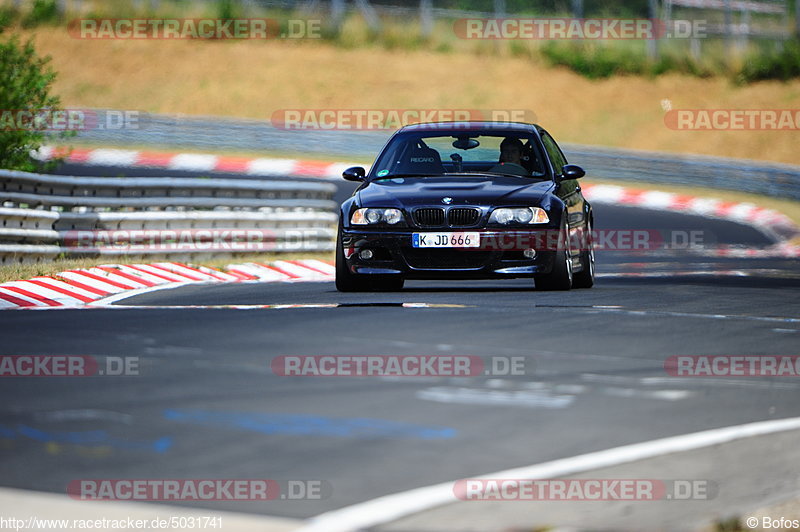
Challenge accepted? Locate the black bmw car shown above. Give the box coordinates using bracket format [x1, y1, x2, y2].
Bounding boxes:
[336, 121, 594, 292]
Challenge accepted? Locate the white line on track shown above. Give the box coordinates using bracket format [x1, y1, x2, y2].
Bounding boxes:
[81, 302, 467, 310]
[554, 306, 800, 324]
[296, 416, 800, 532]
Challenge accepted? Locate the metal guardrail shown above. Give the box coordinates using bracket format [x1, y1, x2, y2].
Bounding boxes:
[57, 210, 337, 230]
[563, 144, 800, 200]
[0, 207, 62, 263]
[0, 169, 338, 264]
[69, 109, 800, 200]
[76, 109, 385, 159]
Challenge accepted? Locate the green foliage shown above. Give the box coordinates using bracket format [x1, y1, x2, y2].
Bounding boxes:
[21, 0, 60, 28]
[0, 34, 70, 171]
[713, 517, 745, 531]
[216, 0, 238, 20]
[736, 40, 800, 83]
[540, 41, 648, 78]
[0, 6, 18, 34]
[538, 40, 800, 81]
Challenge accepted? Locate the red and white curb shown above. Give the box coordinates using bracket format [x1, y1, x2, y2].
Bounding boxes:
[0, 260, 334, 310]
[580, 183, 798, 239]
[33, 146, 357, 180]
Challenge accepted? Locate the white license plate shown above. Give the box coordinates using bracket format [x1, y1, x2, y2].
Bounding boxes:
[412, 232, 480, 248]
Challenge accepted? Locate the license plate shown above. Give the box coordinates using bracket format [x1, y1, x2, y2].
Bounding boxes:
[412, 232, 480, 248]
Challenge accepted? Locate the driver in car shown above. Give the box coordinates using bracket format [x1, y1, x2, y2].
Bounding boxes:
[489, 137, 529, 176]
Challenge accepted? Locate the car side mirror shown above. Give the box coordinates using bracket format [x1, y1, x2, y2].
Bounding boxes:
[342, 166, 366, 182]
[559, 164, 585, 180]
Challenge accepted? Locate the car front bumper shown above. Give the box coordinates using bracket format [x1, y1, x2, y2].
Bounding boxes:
[340, 229, 558, 279]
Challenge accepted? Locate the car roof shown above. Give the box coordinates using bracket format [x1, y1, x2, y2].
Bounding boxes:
[398, 121, 540, 133]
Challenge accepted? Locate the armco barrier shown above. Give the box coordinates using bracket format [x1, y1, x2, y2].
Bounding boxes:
[0, 207, 62, 263]
[63, 109, 800, 200]
[564, 145, 800, 201]
[0, 169, 337, 264]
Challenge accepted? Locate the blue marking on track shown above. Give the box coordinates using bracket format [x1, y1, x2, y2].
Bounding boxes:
[0, 424, 172, 453]
[163, 409, 456, 440]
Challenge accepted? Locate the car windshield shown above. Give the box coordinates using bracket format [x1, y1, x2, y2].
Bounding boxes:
[370, 131, 548, 179]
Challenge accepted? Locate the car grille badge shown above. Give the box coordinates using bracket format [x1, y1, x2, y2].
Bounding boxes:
[441, 197, 453, 205]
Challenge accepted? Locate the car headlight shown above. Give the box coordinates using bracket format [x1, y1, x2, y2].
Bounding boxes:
[489, 207, 549, 225]
[383, 209, 403, 225]
[351, 208, 404, 225]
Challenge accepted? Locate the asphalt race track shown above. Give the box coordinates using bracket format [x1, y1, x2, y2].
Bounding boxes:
[1, 164, 799, 529]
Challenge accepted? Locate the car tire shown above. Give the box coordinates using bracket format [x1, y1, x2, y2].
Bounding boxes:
[534, 221, 573, 291]
[335, 229, 371, 292]
[572, 218, 595, 289]
[335, 228, 405, 292]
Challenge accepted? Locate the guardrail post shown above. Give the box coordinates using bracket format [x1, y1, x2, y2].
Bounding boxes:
[354, 0, 381, 32]
[331, 0, 345, 29]
[494, 0, 506, 18]
[738, 7, 750, 52]
[723, 0, 733, 57]
[420, 0, 433, 37]
[795, 0, 800, 38]
[647, 0, 660, 60]
[571, 0, 584, 18]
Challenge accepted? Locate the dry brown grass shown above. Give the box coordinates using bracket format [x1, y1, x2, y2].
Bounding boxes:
[12, 26, 800, 165]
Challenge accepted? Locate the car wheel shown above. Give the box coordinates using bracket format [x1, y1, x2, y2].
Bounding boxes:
[572, 219, 595, 289]
[335, 229, 405, 292]
[335, 228, 371, 292]
[534, 221, 573, 291]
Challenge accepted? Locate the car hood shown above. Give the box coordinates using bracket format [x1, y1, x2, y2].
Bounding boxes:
[356, 175, 555, 208]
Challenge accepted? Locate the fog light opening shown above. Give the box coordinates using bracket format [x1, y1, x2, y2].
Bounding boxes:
[359, 249, 374, 260]
[523, 248, 536, 259]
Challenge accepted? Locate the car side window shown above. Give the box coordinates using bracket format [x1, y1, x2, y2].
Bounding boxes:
[540, 131, 568, 175]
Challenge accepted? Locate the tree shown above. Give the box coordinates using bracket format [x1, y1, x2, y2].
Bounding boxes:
[0, 34, 69, 171]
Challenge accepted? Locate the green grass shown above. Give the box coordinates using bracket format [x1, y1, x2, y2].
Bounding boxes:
[712, 517, 746, 531]
[20, 0, 59, 28]
[737, 39, 800, 84]
[538, 39, 752, 80]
